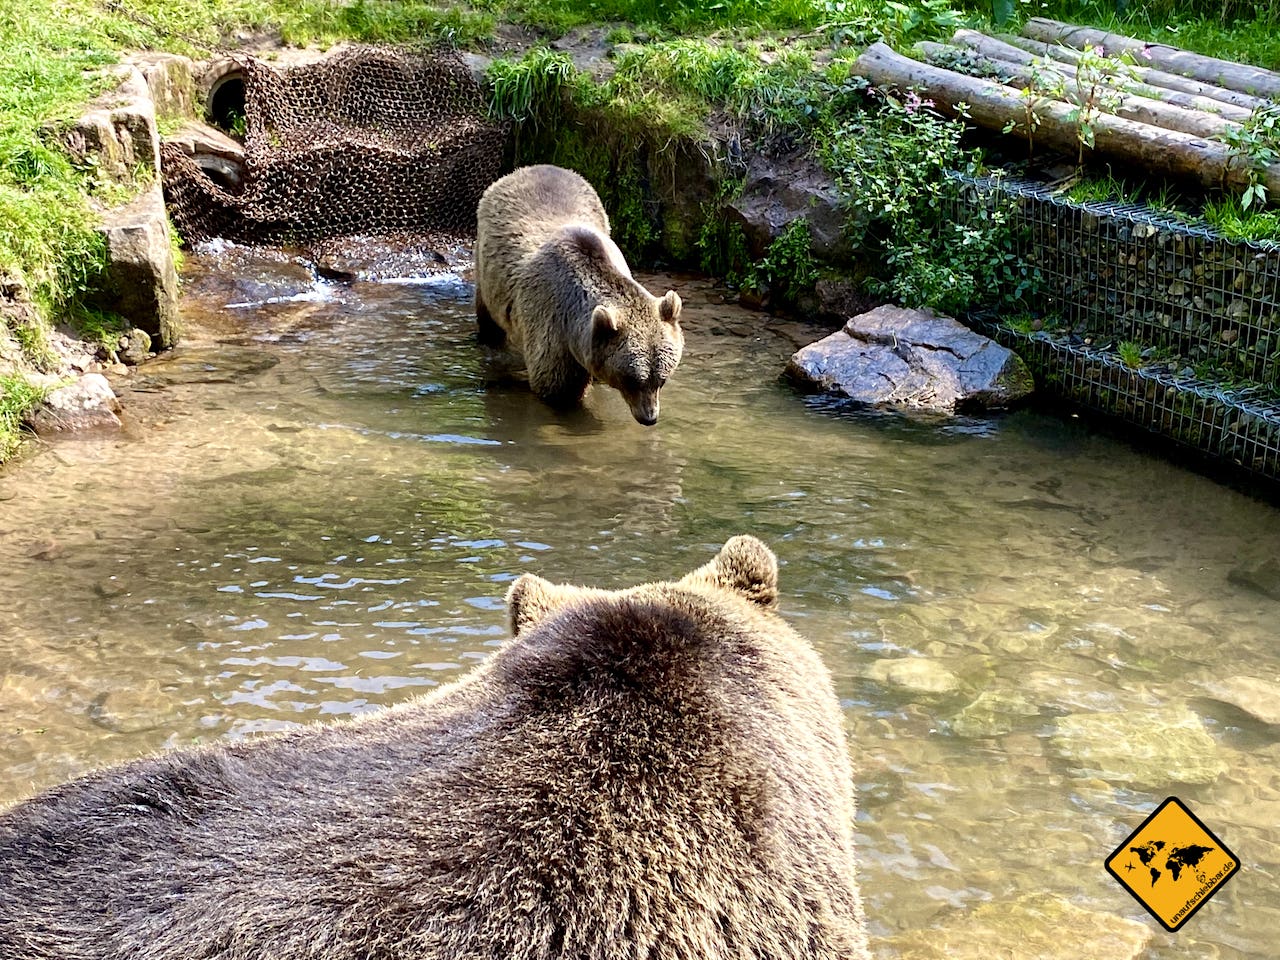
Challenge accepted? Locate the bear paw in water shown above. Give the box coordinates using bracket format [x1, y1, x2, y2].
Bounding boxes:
[474, 164, 683, 426]
[0, 536, 868, 960]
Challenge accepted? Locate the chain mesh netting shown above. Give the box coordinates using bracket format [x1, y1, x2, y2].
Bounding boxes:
[161, 45, 507, 250]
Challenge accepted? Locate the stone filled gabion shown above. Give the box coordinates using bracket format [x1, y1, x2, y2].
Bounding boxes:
[950, 173, 1280, 390]
[982, 321, 1280, 482]
[950, 172, 1280, 484]
[161, 46, 506, 247]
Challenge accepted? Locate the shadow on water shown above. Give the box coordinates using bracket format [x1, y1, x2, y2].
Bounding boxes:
[1, 243, 1278, 957]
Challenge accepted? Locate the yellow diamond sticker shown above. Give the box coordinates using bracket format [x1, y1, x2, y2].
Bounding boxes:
[1105, 796, 1240, 932]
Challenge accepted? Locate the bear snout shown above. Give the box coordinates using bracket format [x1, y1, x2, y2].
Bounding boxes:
[626, 391, 660, 426]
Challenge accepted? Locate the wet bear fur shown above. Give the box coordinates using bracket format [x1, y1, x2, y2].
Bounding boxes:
[0, 535, 869, 960]
[474, 164, 683, 426]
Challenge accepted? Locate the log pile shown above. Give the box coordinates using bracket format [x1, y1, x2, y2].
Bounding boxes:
[849, 19, 1280, 478]
[850, 17, 1280, 200]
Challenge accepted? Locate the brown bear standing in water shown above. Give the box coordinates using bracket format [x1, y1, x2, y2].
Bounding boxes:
[0, 536, 869, 960]
[474, 164, 683, 426]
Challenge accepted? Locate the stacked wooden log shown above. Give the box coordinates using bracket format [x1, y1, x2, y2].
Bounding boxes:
[850, 17, 1280, 200]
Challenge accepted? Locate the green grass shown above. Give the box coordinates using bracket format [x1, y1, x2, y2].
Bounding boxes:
[961, 0, 1280, 70]
[492, 0, 827, 36]
[1202, 196, 1280, 242]
[1117, 339, 1143, 368]
[0, 4, 115, 319]
[0, 374, 47, 462]
[1061, 171, 1195, 219]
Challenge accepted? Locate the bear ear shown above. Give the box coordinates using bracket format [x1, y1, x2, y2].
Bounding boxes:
[506, 574, 582, 636]
[592, 305, 620, 339]
[678, 535, 778, 608]
[658, 290, 681, 324]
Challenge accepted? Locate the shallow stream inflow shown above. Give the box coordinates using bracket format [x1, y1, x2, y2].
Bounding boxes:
[1, 245, 1277, 957]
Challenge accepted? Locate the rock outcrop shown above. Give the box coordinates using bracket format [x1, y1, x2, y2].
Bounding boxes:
[787, 304, 1034, 412]
[90, 185, 182, 349]
[727, 148, 850, 262]
[62, 65, 161, 182]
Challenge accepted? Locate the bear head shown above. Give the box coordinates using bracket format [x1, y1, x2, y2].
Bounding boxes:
[505, 534, 777, 639]
[590, 289, 683, 427]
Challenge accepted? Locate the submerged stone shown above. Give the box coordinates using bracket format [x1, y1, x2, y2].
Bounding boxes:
[947, 689, 1041, 738]
[882, 893, 1151, 960]
[1051, 704, 1226, 786]
[1227, 556, 1280, 602]
[1199, 675, 1280, 726]
[787, 305, 1033, 412]
[129, 345, 278, 388]
[864, 656, 964, 697]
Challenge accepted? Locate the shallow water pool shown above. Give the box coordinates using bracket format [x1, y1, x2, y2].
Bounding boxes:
[1, 245, 1277, 957]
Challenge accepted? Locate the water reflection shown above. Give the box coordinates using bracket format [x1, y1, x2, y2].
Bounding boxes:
[0, 244, 1277, 957]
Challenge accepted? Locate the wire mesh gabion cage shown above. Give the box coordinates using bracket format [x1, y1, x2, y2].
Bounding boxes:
[161, 45, 508, 249]
[976, 321, 1280, 481]
[948, 172, 1280, 485]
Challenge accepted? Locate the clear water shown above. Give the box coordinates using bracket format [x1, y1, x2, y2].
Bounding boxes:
[1, 244, 1277, 957]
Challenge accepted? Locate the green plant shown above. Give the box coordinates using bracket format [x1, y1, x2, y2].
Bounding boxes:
[1004, 311, 1060, 334]
[1219, 102, 1280, 211]
[1062, 44, 1134, 165]
[1005, 57, 1067, 160]
[743, 219, 819, 306]
[69, 305, 127, 352]
[823, 0, 968, 47]
[1117, 339, 1143, 368]
[0, 374, 46, 461]
[822, 99, 1034, 313]
[697, 177, 750, 279]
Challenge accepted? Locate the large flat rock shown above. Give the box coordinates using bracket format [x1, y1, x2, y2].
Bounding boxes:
[787, 305, 1033, 412]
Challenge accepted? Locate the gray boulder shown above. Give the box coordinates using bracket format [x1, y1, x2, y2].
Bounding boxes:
[62, 65, 160, 182]
[25, 374, 122, 436]
[787, 305, 1033, 412]
[91, 185, 182, 349]
[726, 148, 850, 262]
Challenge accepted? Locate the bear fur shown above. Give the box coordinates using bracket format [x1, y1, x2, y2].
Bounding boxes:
[0, 536, 869, 960]
[474, 164, 684, 426]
